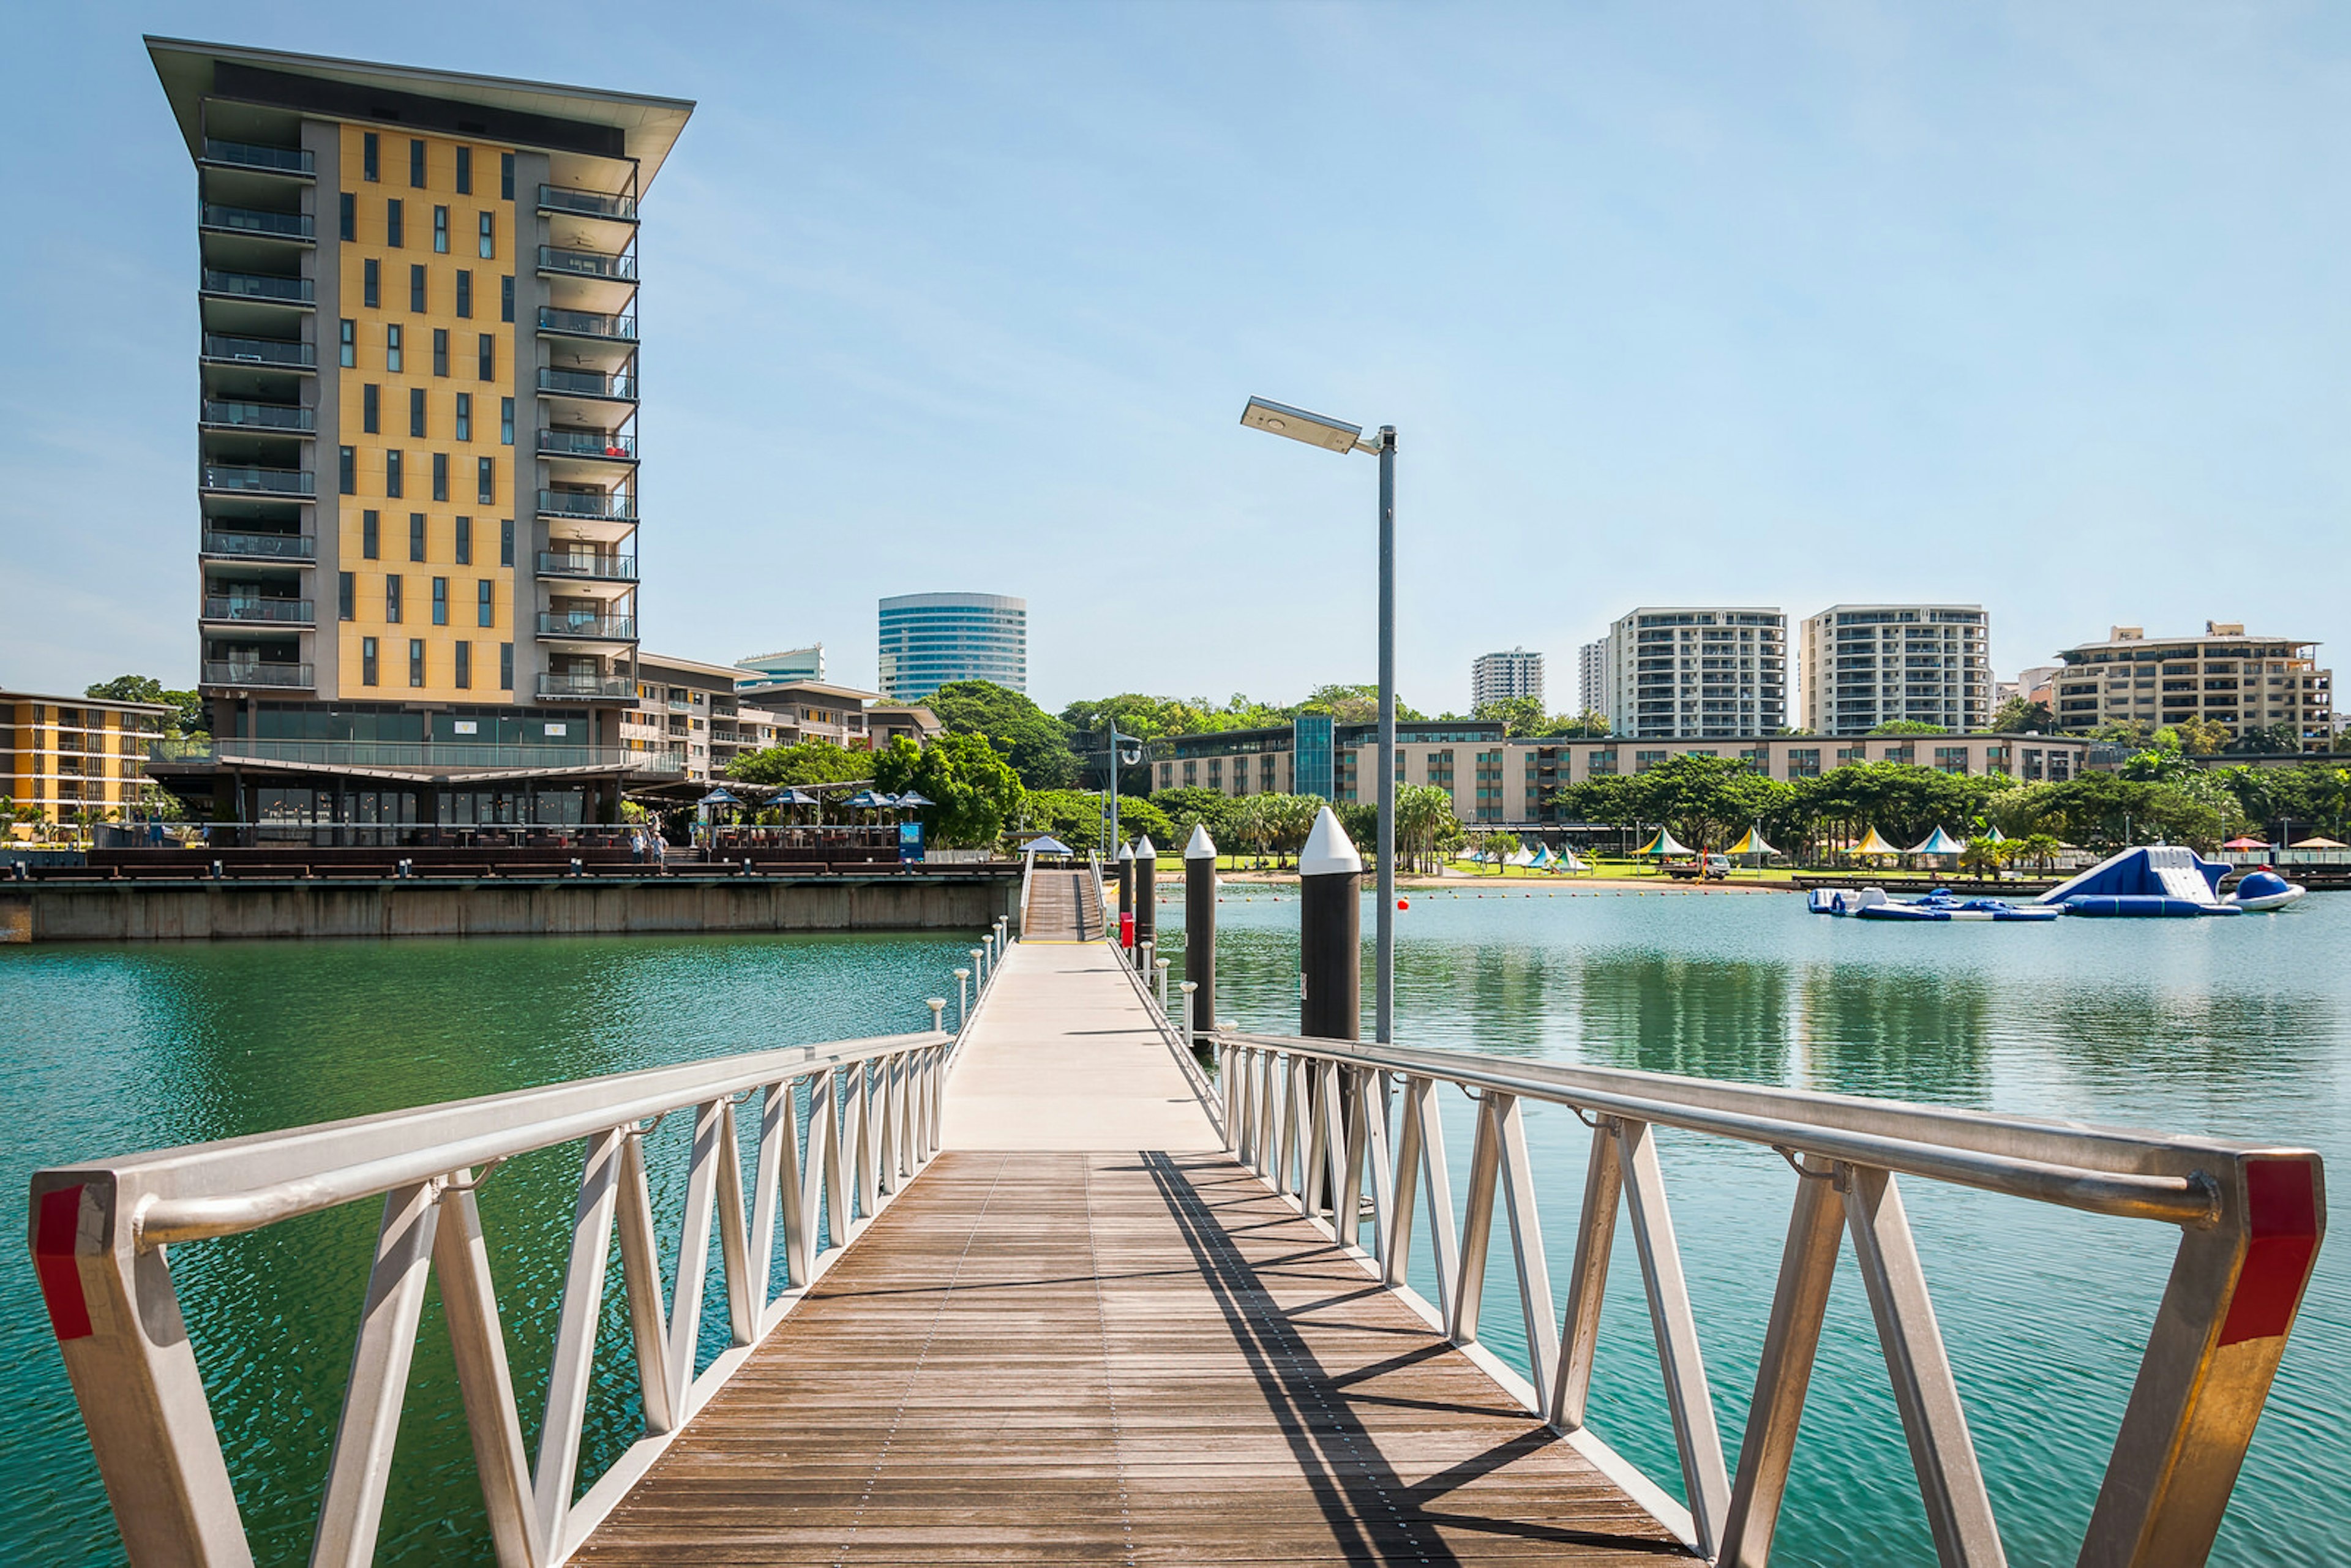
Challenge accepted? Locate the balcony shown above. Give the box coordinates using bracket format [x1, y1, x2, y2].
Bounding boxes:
[203, 464, 313, 497]
[538, 674, 635, 701]
[201, 269, 314, 306]
[538, 429, 637, 461]
[539, 184, 637, 222]
[537, 550, 638, 582]
[151, 737, 680, 775]
[539, 489, 636, 522]
[537, 612, 637, 641]
[202, 334, 315, 369]
[201, 530, 314, 561]
[539, 306, 637, 342]
[538, 367, 638, 402]
[201, 662, 313, 689]
[538, 246, 638, 282]
[201, 139, 314, 176]
[202, 400, 315, 434]
[203, 596, 315, 625]
[199, 204, 313, 241]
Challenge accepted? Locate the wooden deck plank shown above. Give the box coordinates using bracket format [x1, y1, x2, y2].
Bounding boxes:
[574, 1149, 1689, 1566]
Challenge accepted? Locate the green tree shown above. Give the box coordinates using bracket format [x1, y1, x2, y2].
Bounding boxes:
[1109, 794, 1176, 850]
[2227, 723, 2300, 756]
[1022, 788, 1117, 853]
[1989, 696, 2054, 733]
[1958, 835, 2007, 877]
[1471, 696, 1546, 737]
[1296, 683, 1427, 724]
[1475, 830, 1520, 873]
[1868, 719, 1949, 737]
[928, 680, 1078, 789]
[727, 740, 873, 788]
[1150, 787, 1240, 852]
[2014, 832, 2063, 874]
[871, 733, 1025, 849]
[86, 675, 205, 736]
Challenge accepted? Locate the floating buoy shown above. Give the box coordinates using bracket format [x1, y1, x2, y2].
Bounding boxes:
[1397, 898, 1409, 910]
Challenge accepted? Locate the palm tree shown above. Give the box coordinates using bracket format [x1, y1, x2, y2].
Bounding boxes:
[1958, 835, 2006, 878]
[1478, 830, 1520, 874]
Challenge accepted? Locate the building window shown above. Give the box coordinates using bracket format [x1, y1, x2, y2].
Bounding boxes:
[500, 642, 513, 691]
[361, 637, 378, 685]
[477, 456, 495, 505]
[386, 575, 403, 623]
[409, 263, 426, 313]
[499, 519, 513, 567]
[454, 392, 472, 442]
[432, 576, 449, 626]
[339, 319, 355, 367]
[433, 328, 450, 378]
[500, 397, 514, 444]
[362, 132, 379, 182]
[500, 276, 514, 323]
[408, 386, 426, 438]
[410, 512, 426, 562]
[455, 269, 472, 320]
[337, 445, 356, 494]
[432, 452, 449, 502]
[454, 146, 472, 195]
[361, 510, 379, 560]
[454, 516, 472, 565]
[385, 448, 403, 497]
[409, 138, 426, 189]
[476, 334, 494, 381]
[386, 324, 403, 373]
[476, 578, 493, 626]
[478, 211, 495, 258]
[361, 383, 380, 434]
[362, 258, 380, 309]
[337, 572, 354, 621]
[454, 640, 471, 689]
[410, 639, 426, 688]
[339, 192, 355, 241]
[433, 205, 449, 253]
[386, 199, 403, 248]
[500, 151, 514, 201]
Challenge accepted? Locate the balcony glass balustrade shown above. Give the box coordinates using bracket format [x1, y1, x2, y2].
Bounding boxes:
[538, 306, 637, 340]
[201, 662, 314, 688]
[203, 596, 315, 625]
[200, 204, 314, 239]
[538, 367, 638, 400]
[201, 530, 315, 560]
[203, 334, 315, 367]
[539, 489, 635, 521]
[538, 429, 637, 460]
[203, 465, 314, 497]
[201, 400, 315, 433]
[201, 139, 314, 175]
[536, 612, 638, 640]
[536, 550, 638, 581]
[538, 673, 635, 700]
[201, 270, 315, 304]
[538, 246, 638, 282]
[538, 185, 637, 222]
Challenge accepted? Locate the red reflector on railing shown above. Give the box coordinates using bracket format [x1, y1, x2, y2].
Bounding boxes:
[2217, 1158, 2322, 1348]
[35, 1185, 94, 1341]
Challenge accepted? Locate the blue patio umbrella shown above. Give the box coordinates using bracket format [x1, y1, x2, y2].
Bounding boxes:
[1023, 836, 1074, 856]
[699, 789, 739, 806]
[846, 789, 889, 809]
[894, 790, 934, 808]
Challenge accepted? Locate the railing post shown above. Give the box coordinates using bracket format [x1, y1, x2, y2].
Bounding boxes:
[971, 945, 985, 991]
[953, 972, 969, 1033]
[1721, 1153, 1844, 1567]
[312, 1180, 442, 1568]
[1154, 956, 1169, 1011]
[533, 1128, 625, 1553]
[928, 997, 946, 1037]
[1621, 1117, 1732, 1560]
[433, 1177, 542, 1568]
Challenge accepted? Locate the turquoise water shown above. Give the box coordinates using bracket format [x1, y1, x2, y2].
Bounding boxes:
[1154, 884, 2347, 1567]
[0, 932, 980, 1566]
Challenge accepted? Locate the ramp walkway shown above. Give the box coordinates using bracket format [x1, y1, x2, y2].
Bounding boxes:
[1022, 867, 1102, 942]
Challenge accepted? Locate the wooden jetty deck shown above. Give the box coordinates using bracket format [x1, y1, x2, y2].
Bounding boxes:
[574, 1149, 1685, 1564]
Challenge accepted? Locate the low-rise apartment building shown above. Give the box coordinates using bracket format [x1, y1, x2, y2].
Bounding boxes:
[2, 691, 178, 825]
[624, 656, 942, 788]
[1799, 604, 1992, 735]
[2053, 625, 2332, 749]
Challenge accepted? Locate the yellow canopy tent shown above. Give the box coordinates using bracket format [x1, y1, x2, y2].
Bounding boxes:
[1851, 827, 1902, 857]
[1633, 827, 1692, 857]
[1725, 825, 1777, 858]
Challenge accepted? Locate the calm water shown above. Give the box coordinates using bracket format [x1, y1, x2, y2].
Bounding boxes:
[0, 931, 981, 1566]
[2, 901, 2343, 1566]
[1155, 884, 2349, 1567]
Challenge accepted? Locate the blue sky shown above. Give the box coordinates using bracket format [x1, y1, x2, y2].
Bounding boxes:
[3, 2, 2345, 715]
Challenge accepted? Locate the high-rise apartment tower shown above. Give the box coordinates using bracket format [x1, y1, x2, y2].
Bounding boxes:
[1598, 607, 1787, 739]
[877, 593, 1027, 702]
[2054, 624, 2331, 750]
[1470, 648, 1543, 710]
[1799, 605, 1991, 735]
[1577, 639, 1609, 722]
[149, 39, 691, 827]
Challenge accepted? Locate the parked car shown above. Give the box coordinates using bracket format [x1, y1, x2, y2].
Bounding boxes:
[1665, 853, 1731, 881]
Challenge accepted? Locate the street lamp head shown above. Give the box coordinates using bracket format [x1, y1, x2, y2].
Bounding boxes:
[1240, 396, 1370, 456]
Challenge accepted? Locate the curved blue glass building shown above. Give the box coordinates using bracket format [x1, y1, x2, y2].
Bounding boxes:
[877, 592, 1027, 701]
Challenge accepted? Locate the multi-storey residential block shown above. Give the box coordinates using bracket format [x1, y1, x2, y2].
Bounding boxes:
[623, 656, 943, 789]
[1598, 608, 1786, 738]
[2053, 624, 2333, 749]
[1, 691, 176, 826]
[735, 646, 827, 690]
[1577, 638, 1609, 722]
[148, 39, 691, 833]
[1799, 605, 1992, 735]
[877, 593, 1026, 701]
[1470, 648, 1543, 710]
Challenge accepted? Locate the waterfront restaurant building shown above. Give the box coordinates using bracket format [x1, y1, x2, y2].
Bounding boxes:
[146, 39, 692, 835]
[2054, 624, 2333, 751]
[877, 593, 1027, 702]
[1158, 718, 2091, 830]
[1799, 604, 1993, 736]
[1, 691, 177, 826]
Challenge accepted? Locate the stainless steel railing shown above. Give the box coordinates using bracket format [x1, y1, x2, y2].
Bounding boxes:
[32, 1004, 977, 1567]
[1211, 1031, 2324, 1567]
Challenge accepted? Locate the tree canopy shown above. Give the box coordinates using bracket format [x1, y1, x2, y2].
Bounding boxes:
[871, 732, 1024, 849]
[929, 681, 1079, 790]
[727, 740, 873, 787]
[86, 675, 204, 735]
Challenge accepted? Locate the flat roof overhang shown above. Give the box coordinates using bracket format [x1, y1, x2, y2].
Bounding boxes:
[148, 756, 661, 787]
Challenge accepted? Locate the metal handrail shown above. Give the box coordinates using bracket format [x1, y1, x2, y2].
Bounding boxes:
[1214, 1029, 2325, 1567]
[33, 1022, 961, 1568]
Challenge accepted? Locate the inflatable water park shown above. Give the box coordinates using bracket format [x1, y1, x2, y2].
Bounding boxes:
[1810, 845, 2305, 922]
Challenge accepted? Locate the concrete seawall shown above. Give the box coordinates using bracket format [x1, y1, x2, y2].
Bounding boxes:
[0, 874, 1020, 943]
